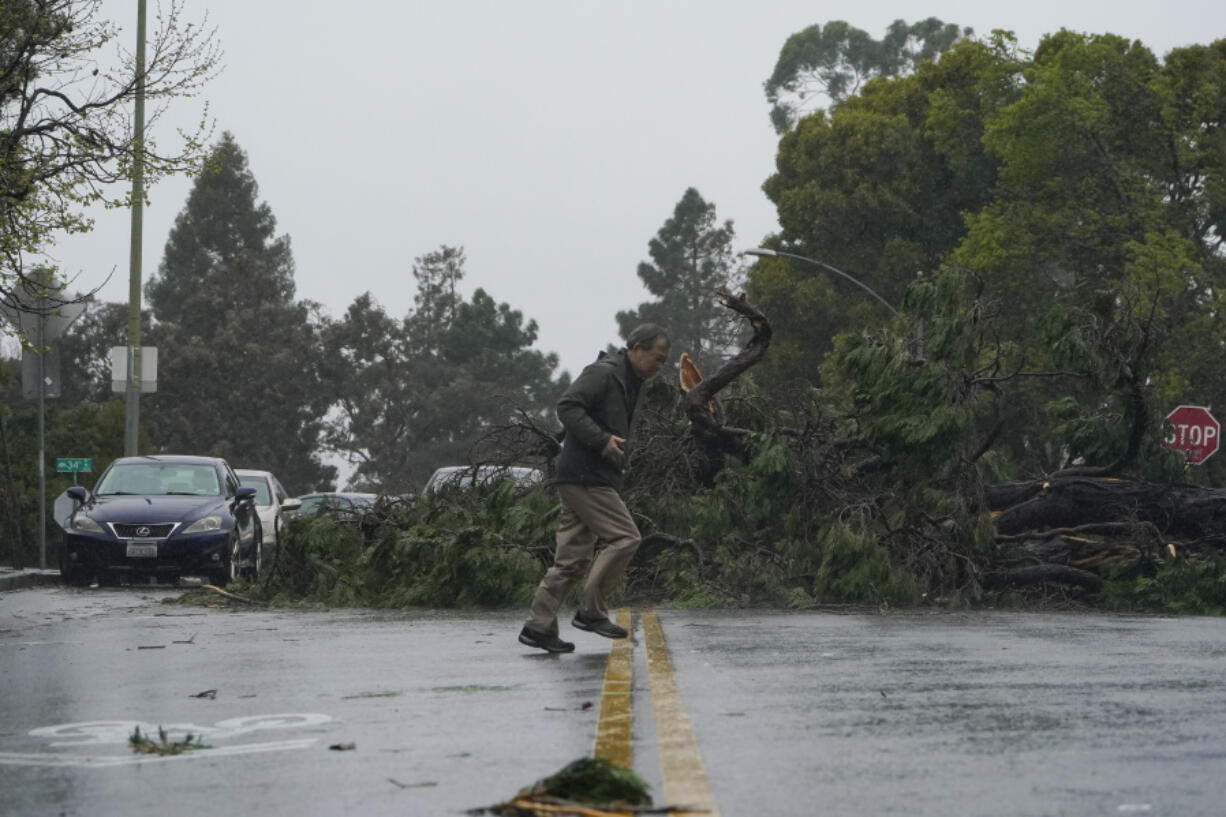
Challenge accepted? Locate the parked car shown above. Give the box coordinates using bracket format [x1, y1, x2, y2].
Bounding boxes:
[290, 492, 377, 519]
[61, 455, 262, 587]
[423, 465, 544, 494]
[235, 469, 301, 551]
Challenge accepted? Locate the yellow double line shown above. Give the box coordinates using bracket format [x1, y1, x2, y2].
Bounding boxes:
[592, 609, 721, 817]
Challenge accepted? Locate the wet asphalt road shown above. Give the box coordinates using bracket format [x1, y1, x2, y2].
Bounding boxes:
[1, 586, 1224, 816]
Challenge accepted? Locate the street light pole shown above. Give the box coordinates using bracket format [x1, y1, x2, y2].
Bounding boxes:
[124, 0, 147, 456]
[742, 247, 901, 321]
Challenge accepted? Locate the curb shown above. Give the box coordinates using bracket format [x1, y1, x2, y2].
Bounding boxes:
[0, 570, 63, 592]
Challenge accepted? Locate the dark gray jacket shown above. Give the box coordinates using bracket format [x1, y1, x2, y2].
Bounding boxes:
[555, 350, 643, 491]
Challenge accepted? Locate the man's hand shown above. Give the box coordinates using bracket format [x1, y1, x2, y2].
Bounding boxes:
[601, 435, 626, 460]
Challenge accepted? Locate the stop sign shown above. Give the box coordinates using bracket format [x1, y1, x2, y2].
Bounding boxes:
[1164, 405, 1220, 465]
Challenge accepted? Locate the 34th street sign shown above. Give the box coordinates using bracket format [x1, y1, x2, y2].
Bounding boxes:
[1163, 405, 1220, 465]
[55, 458, 92, 473]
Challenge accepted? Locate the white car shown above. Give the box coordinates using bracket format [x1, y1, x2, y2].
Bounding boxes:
[234, 469, 301, 551]
[423, 465, 544, 494]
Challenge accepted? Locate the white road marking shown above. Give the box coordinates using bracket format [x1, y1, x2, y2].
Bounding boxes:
[0, 739, 319, 768]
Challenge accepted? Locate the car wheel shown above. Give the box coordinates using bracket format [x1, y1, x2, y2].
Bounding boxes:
[60, 549, 89, 588]
[211, 533, 240, 587]
[228, 534, 242, 584]
[246, 535, 262, 579]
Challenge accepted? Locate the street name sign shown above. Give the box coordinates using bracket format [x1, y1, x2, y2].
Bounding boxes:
[1163, 405, 1220, 465]
[55, 458, 93, 473]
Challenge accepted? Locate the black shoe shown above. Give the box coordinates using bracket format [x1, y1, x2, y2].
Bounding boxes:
[519, 626, 575, 653]
[572, 611, 628, 639]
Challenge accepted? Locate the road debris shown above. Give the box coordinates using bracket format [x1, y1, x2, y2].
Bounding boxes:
[478, 757, 668, 816]
[190, 689, 217, 699]
[200, 584, 265, 605]
[129, 726, 210, 755]
[329, 742, 357, 751]
[389, 778, 437, 789]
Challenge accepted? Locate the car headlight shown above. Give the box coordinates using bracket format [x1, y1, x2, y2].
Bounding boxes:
[71, 514, 105, 533]
[182, 515, 223, 534]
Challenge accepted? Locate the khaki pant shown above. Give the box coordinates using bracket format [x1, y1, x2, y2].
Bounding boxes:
[526, 484, 641, 635]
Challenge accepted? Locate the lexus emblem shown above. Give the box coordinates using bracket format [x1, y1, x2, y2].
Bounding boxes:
[136, 526, 151, 537]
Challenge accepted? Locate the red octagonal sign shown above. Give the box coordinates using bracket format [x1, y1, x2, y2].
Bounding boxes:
[1164, 405, 1220, 465]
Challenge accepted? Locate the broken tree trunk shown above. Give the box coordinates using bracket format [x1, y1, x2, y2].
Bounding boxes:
[991, 477, 1226, 543]
[984, 475, 1226, 593]
[681, 286, 772, 457]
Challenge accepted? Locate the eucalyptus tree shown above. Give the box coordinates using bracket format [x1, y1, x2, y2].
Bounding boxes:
[756, 28, 1226, 480]
[764, 17, 971, 133]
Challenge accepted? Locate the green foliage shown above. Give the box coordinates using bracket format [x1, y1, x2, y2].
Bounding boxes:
[765, 17, 973, 133]
[259, 482, 554, 608]
[1104, 554, 1226, 615]
[755, 35, 1007, 383]
[0, 380, 133, 567]
[129, 726, 210, 755]
[813, 525, 920, 606]
[520, 757, 651, 806]
[143, 133, 335, 493]
[616, 188, 743, 365]
[756, 25, 1226, 487]
[0, 0, 219, 313]
[321, 246, 563, 492]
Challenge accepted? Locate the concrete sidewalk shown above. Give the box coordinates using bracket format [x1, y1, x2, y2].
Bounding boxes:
[0, 567, 62, 592]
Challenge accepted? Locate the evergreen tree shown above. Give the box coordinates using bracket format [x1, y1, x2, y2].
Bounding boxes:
[616, 188, 741, 366]
[143, 133, 335, 493]
[322, 246, 562, 491]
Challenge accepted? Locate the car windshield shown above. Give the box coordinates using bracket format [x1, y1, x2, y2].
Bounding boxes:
[96, 463, 221, 496]
[238, 475, 272, 506]
[426, 466, 542, 492]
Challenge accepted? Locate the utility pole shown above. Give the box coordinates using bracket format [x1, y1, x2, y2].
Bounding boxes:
[124, 0, 147, 456]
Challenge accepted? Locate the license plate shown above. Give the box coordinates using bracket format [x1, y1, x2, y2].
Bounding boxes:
[126, 541, 158, 558]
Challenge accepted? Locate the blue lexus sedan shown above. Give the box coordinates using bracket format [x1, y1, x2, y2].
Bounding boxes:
[62, 455, 262, 587]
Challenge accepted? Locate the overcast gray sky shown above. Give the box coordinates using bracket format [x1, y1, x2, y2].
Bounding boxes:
[50, 0, 1226, 378]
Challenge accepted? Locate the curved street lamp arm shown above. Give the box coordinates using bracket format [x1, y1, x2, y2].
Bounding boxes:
[743, 248, 902, 321]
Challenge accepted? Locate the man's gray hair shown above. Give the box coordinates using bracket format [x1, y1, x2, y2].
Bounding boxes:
[625, 323, 670, 350]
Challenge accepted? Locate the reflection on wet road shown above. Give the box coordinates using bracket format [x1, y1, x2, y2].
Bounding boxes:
[2, 588, 1224, 816]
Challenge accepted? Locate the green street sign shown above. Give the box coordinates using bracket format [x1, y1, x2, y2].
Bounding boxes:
[55, 458, 93, 473]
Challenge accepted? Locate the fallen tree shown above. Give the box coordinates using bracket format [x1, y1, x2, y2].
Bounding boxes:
[983, 476, 1226, 595]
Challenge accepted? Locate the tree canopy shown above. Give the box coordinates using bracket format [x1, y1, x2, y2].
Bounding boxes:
[764, 17, 972, 133]
[616, 188, 742, 367]
[754, 29, 1226, 482]
[322, 246, 563, 492]
[143, 133, 335, 493]
[0, 0, 218, 318]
